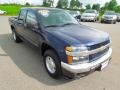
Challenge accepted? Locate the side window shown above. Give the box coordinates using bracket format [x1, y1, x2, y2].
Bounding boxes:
[26, 10, 37, 25]
[19, 9, 27, 20]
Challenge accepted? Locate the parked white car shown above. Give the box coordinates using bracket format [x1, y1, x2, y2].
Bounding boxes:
[81, 9, 99, 22]
[101, 11, 117, 24]
[0, 9, 6, 15]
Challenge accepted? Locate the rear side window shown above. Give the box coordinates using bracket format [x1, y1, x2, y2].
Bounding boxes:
[26, 10, 37, 25]
[19, 9, 27, 20]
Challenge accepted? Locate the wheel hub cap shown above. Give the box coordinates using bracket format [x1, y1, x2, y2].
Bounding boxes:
[45, 56, 56, 74]
[13, 32, 16, 40]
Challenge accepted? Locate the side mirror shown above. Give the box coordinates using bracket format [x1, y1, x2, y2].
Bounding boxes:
[18, 18, 23, 21]
[17, 18, 24, 24]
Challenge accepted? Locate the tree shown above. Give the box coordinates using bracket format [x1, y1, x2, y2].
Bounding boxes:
[70, 0, 82, 9]
[70, 0, 76, 9]
[56, 0, 68, 8]
[92, 4, 100, 11]
[25, 2, 30, 6]
[86, 4, 91, 9]
[107, 0, 117, 10]
[49, 0, 54, 7]
[42, 0, 53, 7]
[63, 0, 69, 8]
[76, 0, 82, 9]
[115, 5, 120, 13]
[56, 0, 62, 8]
[100, 0, 118, 15]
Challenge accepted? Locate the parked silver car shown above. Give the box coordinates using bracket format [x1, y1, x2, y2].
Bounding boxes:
[101, 11, 117, 24]
[116, 13, 120, 22]
[81, 9, 99, 22]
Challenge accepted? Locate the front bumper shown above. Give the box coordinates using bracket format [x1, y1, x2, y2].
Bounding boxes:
[61, 48, 112, 77]
[103, 19, 115, 23]
[81, 17, 95, 21]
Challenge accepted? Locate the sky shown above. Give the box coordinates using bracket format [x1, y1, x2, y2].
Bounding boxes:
[0, 0, 120, 6]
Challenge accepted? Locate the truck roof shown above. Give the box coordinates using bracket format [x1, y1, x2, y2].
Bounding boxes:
[21, 7, 62, 11]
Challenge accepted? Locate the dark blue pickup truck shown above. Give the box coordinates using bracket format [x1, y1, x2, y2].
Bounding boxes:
[9, 7, 112, 79]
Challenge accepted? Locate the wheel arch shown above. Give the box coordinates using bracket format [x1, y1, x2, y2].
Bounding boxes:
[41, 43, 60, 60]
[10, 25, 15, 31]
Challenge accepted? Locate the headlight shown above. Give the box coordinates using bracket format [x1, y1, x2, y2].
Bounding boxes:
[65, 46, 89, 64]
[113, 16, 117, 20]
[66, 45, 87, 52]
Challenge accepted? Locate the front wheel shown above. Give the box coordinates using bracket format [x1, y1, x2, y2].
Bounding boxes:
[92, 18, 96, 22]
[113, 21, 116, 24]
[44, 50, 62, 79]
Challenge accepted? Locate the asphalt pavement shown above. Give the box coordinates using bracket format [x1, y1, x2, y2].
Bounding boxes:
[0, 16, 120, 90]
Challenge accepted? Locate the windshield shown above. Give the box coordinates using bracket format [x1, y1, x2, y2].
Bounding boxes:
[104, 11, 115, 15]
[38, 9, 79, 27]
[85, 10, 96, 13]
[70, 11, 80, 15]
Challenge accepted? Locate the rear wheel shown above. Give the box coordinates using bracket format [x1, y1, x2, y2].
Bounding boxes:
[44, 49, 62, 79]
[12, 30, 22, 43]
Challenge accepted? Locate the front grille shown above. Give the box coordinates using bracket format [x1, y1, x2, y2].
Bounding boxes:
[88, 40, 110, 50]
[89, 47, 109, 62]
[104, 16, 113, 19]
[88, 40, 110, 62]
[84, 15, 91, 17]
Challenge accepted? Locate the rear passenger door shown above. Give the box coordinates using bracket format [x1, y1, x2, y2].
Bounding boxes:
[24, 10, 40, 47]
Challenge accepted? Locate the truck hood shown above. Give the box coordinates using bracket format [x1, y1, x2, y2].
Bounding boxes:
[45, 24, 109, 47]
[103, 15, 117, 19]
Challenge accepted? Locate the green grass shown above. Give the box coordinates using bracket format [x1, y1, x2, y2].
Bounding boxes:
[0, 5, 22, 15]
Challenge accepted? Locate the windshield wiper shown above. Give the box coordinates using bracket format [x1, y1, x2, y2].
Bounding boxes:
[45, 25, 61, 28]
[45, 23, 78, 28]
[61, 23, 77, 26]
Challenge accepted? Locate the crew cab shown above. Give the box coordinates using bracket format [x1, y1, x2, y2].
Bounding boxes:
[101, 11, 117, 24]
[81, 9, 99, 22]
[9, 7, 112, 79]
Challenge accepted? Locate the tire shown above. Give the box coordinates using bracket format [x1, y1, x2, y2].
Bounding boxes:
[113, 21, 116, 24]
[93, 19, 96, 22]
[44, 49, 62, 79]
[12, 30, 22, 43]
[81, 19, 83, 22]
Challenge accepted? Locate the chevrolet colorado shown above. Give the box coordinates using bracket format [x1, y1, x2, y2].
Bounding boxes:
[9, 7, 112, 79]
